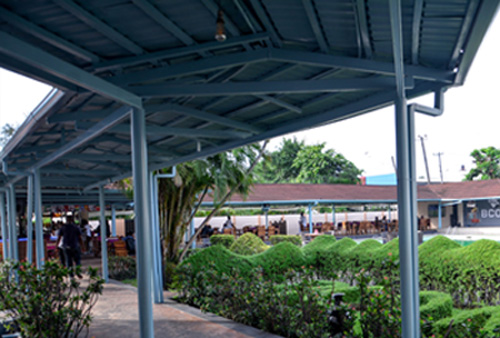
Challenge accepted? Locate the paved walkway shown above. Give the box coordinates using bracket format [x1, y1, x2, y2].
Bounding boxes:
[88, 279, 281, 338]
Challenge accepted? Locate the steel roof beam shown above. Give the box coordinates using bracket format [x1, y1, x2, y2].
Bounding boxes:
[33, 106, 132, 169]
[53, 0, 144, 55]
[0, 32, 142, 109]
[91, 33, 269, 73]
[255, 95, 302, 114]
[448, 0, 480, 69]
[111, 49, 268, 85]
[411, 0, 424, 65]
[133, 0, 196, 46]
[302, 0, 329, 53]
[248, 0, 282, 47]
[77, 122, 252, 139]
[134, 77, 406, 98]
[149, 83, 440, 171]
[41, 168, 115, 176]
[454, 1, 500, 84]
[47, 108, 116, 124]
[269, 49, 453, 83]
[146, 103, 264, 133]
[0, 7, 99, 64]
[233, 0, 261, 33]
[355, 0, 373, 58]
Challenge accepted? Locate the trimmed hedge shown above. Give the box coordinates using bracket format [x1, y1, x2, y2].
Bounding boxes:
[419, 291, 453, 320]
[250, 242, 306, 281]
[229, 233, 269, 256]
[433, 306, 500, 337]
[269, 235, 302, 247]
[180, 245, 253, 278]
[210, 234, 235, 248]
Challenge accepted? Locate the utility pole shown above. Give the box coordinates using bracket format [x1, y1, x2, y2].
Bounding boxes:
[418, 135, 431, 184]
[434, 152, 444, 183]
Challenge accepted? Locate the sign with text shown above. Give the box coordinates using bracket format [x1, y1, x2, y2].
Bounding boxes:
[465, 199, 500, 226]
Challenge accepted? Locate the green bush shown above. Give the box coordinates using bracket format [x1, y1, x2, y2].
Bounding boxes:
[179, 245, 253, 278]
[229, 233, 269, 256]
[210, 234, 235, 248]
[0, 260, 103, 338]
[432, 306, 500, 337]
[419, 291, 453, 320]
[314, 237, 357, 278]
[251, 242, 306, 281]
[108, 256, 136, 281]
[302, 234, 337, 269]
[269, 235, 302, 247]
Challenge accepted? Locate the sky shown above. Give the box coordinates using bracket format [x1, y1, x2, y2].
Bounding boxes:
[0, 12, 498, 182]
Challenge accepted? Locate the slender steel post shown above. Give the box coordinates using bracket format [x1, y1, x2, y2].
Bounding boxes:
[265, 210, 269, 229]
[0, 192, 8, 259]
[111, 205, 117, 237]
[99, 185, 109, 283]
[131, 106, 154, 338]
[308, 204, 313, 233]
[331, 204, 336, 229]
[190, 217, 195, 249]
[149, 171, 162, 304]
[390, 0, 420, 336]
[438, 202, 442, 229]
[26, 174, 34, 263]
[33, 168, 44, 268]
[387, 205, 392, 222]
[152, 172, 164, 303]
[8, 185, 18, 261]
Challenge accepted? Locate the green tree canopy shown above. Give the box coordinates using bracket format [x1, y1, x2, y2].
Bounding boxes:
[256, 138, 362, 184]
[465, 146, 500, 180]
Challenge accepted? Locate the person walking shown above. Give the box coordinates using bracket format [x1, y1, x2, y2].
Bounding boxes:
[57, 213, 83, 278]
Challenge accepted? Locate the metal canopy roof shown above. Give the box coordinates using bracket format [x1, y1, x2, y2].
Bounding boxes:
[0, 0, 498, 192]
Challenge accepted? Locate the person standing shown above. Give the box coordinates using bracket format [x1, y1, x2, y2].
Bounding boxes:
[299, 212, 307, 232]
[81, 219, 92, 254]
[57, 214, 83, 278]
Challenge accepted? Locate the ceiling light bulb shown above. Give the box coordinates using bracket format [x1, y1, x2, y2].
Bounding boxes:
[215, 10, 226, 42]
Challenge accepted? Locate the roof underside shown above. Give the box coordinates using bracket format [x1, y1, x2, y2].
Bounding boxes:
[0, 0, 498, 193]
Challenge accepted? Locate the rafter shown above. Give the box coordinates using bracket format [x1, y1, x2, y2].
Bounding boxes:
[248, 0, 282, 47]
[0, 7, 99, 63]
[76, 122, 252, 139]
[448, 0, 480, 69]
[110, 49, 268, 85]
[91, 33, 269, 72]
[355, 0, 373, 58]
[146, 103, 263, 133]
[53, 0, 144, 55]
[411, 0, 424, 65]
[0, 32, 142, 108]
[133, 77, 403, 98]
[301, 0, 329, 53]
[255, 95, 302, 114]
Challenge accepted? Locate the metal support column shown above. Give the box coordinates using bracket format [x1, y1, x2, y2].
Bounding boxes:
[99, 185, 108, 283]
[33, 168, 44, 268]
[190, 218, 195, 249]
[331, 204, 336, 228]
[111, 205, 117, 237]
[438, 202, 442, 229]
[131, 106, 154, 338]
[265, 210, 269, 229]
[8, 185, 18, 261]
[308, 204, 313, 233]
[149, 171, 163, 304]
[390, 0, 420, 336]
[0, 192, 8, 259]
[26, 175, 34, 263]
[387, 205, 392, 222]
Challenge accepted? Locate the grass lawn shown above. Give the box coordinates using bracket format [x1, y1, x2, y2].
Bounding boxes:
[121, 279, 137, 287]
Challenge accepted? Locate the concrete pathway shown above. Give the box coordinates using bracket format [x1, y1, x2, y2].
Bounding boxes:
[88, 279, 281, 338]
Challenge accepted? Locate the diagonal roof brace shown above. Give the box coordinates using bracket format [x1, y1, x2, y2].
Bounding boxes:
[0, 32, 143, 109]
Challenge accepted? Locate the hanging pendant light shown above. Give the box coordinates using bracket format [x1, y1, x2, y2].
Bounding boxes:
[215, 10, 227, 42]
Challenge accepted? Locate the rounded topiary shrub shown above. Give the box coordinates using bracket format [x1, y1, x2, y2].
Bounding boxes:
[270, 235, 302, 247]
[179, 245, 253, 278]
[251, 241, 306, 281]
[210, 234, 235, 248]
[419, 291, 453, 320]
[229, 232, 269, 256]
[302, 234, 337, 267]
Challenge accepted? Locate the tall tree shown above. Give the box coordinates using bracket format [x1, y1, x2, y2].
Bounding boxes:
[154, 142, 268, 264]
[256, 138, 362, 184]
[0, 123, 17, 148]
[465, 146, 500, 180]
[292, 143, 362, 184]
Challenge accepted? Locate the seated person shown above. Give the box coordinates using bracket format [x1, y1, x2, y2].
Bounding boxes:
[200, 225, 214, 237]
[223, 216, 234, 232]
[123, 231, 136, 255]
